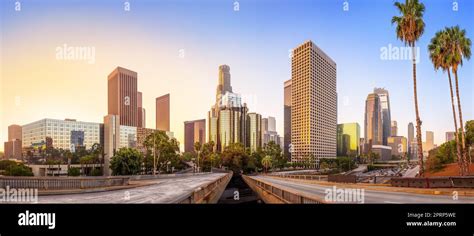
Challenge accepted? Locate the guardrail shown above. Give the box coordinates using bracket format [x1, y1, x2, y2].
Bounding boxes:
[243, 175, 324, 204]
[175, 172, 232, 204]
[272, 174, 328, 181]
[0, 176, 130, 190]
[126, 172, 210, 181]
[391, 176, 474, 188]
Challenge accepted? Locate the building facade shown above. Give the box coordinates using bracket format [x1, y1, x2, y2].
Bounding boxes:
[108, 67, 138, 127]
[247, 113, 262, 153]
[391, 121, 398, 137]
[364, 93, 382, 148]
[184, 119, 206, 153]
[374, 88, 391, 145]
[387, 136, 407, 158]
[290, 40, 337, 162]
[445, 132, 456, 142]
[408, 122, 415, 157]
[337, 123, 360, 157]
[137, 91, 146, 128]
[284, 79, 292, 159]
[22, 118, 102, 150]
[156, 94, 170, 131]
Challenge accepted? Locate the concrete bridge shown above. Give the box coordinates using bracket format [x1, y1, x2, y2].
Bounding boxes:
[243, 175, 474, 204]
[1, 172, 231, 204]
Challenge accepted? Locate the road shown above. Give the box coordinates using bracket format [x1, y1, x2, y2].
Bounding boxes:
[35, 173, 226, 203]
[252, 175, 474, 204]
[403, 165, 420, 177]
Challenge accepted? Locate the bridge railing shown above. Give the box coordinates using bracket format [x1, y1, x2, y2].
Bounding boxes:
[272, 174, 328, 181]
[243, 175, 325, 204]
[176, 172, 232, 204]
[0, 176, 130, 190]
[391, 176, 474, 188]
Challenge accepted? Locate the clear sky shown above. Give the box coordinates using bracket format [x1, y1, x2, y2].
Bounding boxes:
[1, 0, 473, 151]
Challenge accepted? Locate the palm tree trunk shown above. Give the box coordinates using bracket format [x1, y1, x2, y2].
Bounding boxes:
[447, 70, 463, 176]
[453, 69, 468, 175]
[412, 45, 424, 176]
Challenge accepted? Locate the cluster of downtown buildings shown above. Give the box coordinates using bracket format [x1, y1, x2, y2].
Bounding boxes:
[3, 40, 453, 170]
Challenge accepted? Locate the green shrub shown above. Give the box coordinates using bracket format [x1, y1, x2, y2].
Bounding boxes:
[68, 167, 81, 176]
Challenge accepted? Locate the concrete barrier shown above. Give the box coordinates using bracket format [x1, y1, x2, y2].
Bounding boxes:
[328, 174, 357, 183]
[0, 176, 129, 190]
[175, 172, 232, 204]
[391, 176, 474, 188]
[126, 172, 210, 181]
[243, 175, 324, 204]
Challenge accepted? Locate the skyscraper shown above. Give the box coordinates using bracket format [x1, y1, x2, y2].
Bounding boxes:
[262, 116, 281, 147]
[337, 123, 360, 156]
[156, 94, 170, 131]
[4, 124, 22, 159]
[364, 93, 382, 148]
[374, 88, 391, 145]
[391, 121, 398, 136]
[267, 116, 276, 132]
[291, 40, 337, 162]
[424, 131, 434, 152]
[8, 124, 22, 141]
[108, 67, 138, 127]
[247, 112, 262, 153]
[184, 119, 206, 153]
[284, 79, 292, 159]
[216, 65, 232, 103]
[137, 92, 146, 128]
[208, 65, 248, 151]
[408, 122, 414, 156]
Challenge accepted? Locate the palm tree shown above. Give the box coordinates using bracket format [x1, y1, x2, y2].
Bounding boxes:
[444, 26, 472, 175]
[194, 142, 202, 172]
[428, 30, 463, 175]
[262, 156, 272, 173]
[392, 0, 426, 176]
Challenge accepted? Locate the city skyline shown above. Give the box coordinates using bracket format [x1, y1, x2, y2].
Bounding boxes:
[1, 0, 473, 151]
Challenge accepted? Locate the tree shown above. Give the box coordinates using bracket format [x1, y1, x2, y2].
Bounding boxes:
[110, 148, 143, 175]
[428, 29, 463, 175]
[392, 0, 426, 175]
[221, 143, 248, 174]
[263, 141, 285, 170]
[261, 156, 272, 173]
[144, 131, 171, 175]
[444, 26, 471, 175]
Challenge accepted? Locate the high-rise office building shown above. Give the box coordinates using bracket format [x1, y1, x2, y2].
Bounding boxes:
[208, 65, 248, 152]
[291, 40, 337, 162]
[423, 131, 435, 155]
[247, 113, 262, 153]
[156, 94, 170, 131]
[4, 124, 22, 160]
[137, 92, 146, 128]
[184, 119, 206, 153]
[374, 88, 391, 145]
[108, 67, 138, 127]
[391, 121, 398, 136]
[445, 132, 456, 142]
[364, 93, 383, 147]
[261, 116, 281, 147]
[337, 123, 360, 156]
[387, 136, 407, 157]
[284, 79, 292, 159]
[8, 124, 22, 141]
[216, 65, 233, 103]
[408, 122, 414, 156]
